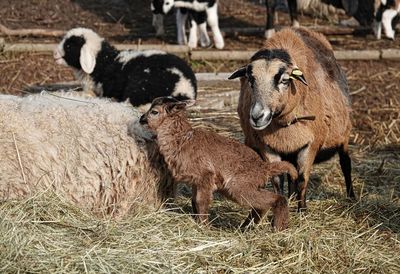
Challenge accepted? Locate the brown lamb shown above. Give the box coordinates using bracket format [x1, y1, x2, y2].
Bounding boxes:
[229, 27, 355, 210]
[139, 97, 298, 231]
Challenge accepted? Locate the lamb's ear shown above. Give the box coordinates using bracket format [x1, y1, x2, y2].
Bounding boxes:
[166, 100, 195, 113]
[228, 66, 247, 80]
[80, 44, 96, 74]
[290, 66, 308, 86]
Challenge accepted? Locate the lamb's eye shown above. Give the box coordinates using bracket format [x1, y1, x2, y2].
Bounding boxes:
[150, 110, 159, 115]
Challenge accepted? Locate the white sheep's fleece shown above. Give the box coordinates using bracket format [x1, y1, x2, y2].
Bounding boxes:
[0, 93, 173, 217]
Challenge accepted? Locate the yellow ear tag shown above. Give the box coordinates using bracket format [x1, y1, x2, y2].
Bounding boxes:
[291, 68, 303, 76]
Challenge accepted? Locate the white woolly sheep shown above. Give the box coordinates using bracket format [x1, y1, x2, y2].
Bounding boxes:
[54, 28, 197, 109]
[151, 0, 224, 49]
[0, 93, 173, 217]
[229, 27, 355, 211]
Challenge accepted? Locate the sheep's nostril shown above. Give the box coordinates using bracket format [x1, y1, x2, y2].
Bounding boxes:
[251, 112, 263, 123]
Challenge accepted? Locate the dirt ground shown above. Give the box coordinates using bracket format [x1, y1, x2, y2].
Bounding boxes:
[1, 0, 400, 50]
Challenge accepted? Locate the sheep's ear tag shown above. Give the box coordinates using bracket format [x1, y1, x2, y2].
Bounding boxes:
[290, 67, 308, 86]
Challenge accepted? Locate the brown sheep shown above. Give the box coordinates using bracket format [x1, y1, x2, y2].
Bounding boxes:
[139, 96, 298, 231]
[229, 27, 355, 211]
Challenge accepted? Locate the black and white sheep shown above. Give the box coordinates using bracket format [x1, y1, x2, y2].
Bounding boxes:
[54, 28, 197, 109]
[151, 0, 224, 49]
[374, 0, 400, 40]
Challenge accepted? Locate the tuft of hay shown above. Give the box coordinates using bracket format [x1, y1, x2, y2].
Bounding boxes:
[0, 185, 399, 273]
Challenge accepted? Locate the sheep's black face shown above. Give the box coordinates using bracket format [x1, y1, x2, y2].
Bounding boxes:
[62, 36, 86, 69]
[54, 35, 85, 69]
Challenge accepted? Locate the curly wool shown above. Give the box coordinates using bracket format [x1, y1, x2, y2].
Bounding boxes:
[0, 93, 173, 217]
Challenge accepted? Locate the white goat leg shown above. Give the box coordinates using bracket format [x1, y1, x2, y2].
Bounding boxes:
[206, 4, 224, 49]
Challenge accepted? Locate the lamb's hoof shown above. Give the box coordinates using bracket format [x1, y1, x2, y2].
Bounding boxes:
[214, 40, 225, 50]
[188, 41, 198, 49]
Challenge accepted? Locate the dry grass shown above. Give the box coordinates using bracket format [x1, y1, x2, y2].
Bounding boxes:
[1, 177, 399, 273]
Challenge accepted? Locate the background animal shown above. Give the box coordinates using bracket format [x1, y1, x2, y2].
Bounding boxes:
[230, 28, 355, 210]
[266, 0, 399, 40]
[54, 27, 197, 109]
[151, 0, 224, 49]
[0, 93, 173, 217]
[139, 97, 298, 231]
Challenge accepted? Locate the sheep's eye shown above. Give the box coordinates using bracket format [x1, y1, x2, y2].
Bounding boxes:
[150, 110, 159, 115]
[281, 78, 290, 86]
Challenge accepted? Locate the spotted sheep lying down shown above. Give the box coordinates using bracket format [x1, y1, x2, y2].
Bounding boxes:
[54, 28, 197, 109]
[139, 96, 299, 231]
[230, 27, 355, 211]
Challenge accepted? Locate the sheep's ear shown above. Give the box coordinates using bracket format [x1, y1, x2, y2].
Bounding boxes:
[80, 45, 96, 74]
[290, 67, 308, 86]
[228, 66, 247, 80]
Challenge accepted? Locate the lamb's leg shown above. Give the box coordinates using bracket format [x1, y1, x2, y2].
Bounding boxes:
[188, 19, 198, 48]
[265, 0, 276, 39]
[296, 144, 318, 211]
[339, 143, 355, 199]
[288, 173, 296, 198]
[192, 186, 213, 225]
[198, 22, 211, 47]
[206, 3, 224, 49]
[176, 9, 188, 45]
[382, 9, 398, 40]
[240, 208, 266, 228]
[236, 188, 288, 231]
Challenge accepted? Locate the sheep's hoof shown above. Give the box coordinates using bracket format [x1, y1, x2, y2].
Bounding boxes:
[265, 29, 275, 39]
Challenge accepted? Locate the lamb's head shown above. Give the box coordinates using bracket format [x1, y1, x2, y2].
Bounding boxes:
[151, 0, 175, 15]
[139, 96, 195, 132]
[229, 49, 308, 130]
[54, 28, 104, 74]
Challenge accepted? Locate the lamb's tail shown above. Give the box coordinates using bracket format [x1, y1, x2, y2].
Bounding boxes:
[268, 161, 298, 180]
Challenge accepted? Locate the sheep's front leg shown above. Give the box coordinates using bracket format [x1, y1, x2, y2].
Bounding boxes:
[339, 142, 355, 199]
[176, 9, 188, 45]
[206, 4, 224, 49]
[296, 144, 318, 211]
